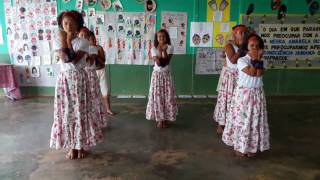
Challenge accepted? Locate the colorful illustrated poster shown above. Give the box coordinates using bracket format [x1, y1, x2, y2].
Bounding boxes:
[207, 0, 231, 22]
[195, 48, 224, 74]
[190, 22, 213, 47]
[161, 11, 187, 54]
[213, 21, 236, 47]
[91, 12, 156, 65]
[5, 0, 58, 66]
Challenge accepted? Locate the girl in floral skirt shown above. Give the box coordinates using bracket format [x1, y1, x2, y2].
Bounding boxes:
[78, 28, 108, 129]
[213, 25, 248, 135]
[50, 11, 103, 159]
[146, 29, 177, 128]
[222, 34, 270, 157]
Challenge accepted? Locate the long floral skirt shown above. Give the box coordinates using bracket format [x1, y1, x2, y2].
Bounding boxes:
[222, 86, 270, 154]
[86, 68, 108, 129]
[146, 69, 177, 122]
[50, 69, 103, 150]
[213, 67, 238, 126]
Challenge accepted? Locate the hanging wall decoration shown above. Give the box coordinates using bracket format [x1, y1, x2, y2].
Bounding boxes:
[76, 0, 84, 10]
[113, 0, 124, 11]
[309, 1, 319, 15]
[100, 0, 112, 10]
[271, 0, 281, 10]
[246, 3, 255, 15]
[278, 4, 287, 20]
[145, 0, 156, 13]
[208, 0, 217, 11]
[87, 0, 97, 6]
[207, 0, 231, 22]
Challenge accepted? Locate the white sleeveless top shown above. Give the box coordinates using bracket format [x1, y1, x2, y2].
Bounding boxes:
[53, 37, 89, 72]
[237, 54, 263, 88]
[225, 43, 238, 69]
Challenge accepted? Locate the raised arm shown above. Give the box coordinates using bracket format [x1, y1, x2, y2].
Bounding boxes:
[225, 43, 242, 64]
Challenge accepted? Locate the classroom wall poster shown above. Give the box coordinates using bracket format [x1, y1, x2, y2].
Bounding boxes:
[259, 24, 320, 62]
[90, 12, 156, 65]
[207, 0, 231, 22]
[4, 0, 58, 66]
[161, 11, 187, 54]
[190, 22, 213, 47]
[213, 21, 236, 47]
[195, 48, 224, 74]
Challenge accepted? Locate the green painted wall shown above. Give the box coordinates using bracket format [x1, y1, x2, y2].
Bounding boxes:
[1, 0, 320, 96]
[0, 1, 10, 63]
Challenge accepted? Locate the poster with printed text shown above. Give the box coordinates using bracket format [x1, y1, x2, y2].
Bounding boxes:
[161, 11, 187, 54]
[195, 48, 224, 74]
[259, 24, 320, 62]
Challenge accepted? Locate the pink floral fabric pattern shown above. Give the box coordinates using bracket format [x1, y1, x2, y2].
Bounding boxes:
[146, 69, 177, 122]
[86, 68, 108, 129]
[222, 86, 270, 154]
[50, 69, 103, 150]
[216, 66, 226, 92]
[213, 67, 238, 125]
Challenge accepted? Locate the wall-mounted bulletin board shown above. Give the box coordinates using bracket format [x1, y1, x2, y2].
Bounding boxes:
[242, 14, 320, 69]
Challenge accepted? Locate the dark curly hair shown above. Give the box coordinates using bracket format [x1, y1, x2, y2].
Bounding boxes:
[247, 33, 264, 49]
[154, 29, 171, 48]
[57, 10, 84, 31]
[89, 31, 95, 37]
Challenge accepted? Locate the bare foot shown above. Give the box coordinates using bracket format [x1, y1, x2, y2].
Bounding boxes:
[216, 125, 224, 135]
[65, 149, 77, 160]
[156, 122, 162, 128]
[156, 121, 169, 128]
[235, 151, 246, 157]
[247, 153, 256, 157]
[162, 121, 169, 128]
[77, 149, 86, 159]
[106, 110, 116, 116]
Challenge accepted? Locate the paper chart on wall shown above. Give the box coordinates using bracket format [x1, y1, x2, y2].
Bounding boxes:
[190, 22, 213, 47]
[161, 11, 187, 54]
[90, 12, 156, 65]
[4, 1, 58, 66]
[195, 48, 224, 74]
